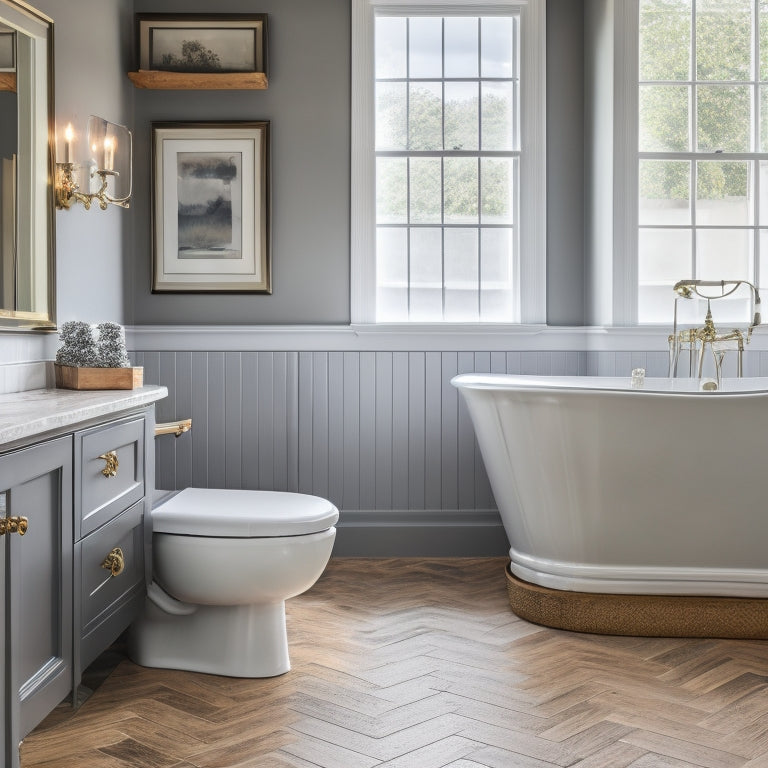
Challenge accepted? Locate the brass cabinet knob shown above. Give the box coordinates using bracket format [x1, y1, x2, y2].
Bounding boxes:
[101, 547, 125, 577]
[97, 451, 119, 478]
[0, 516, 28, 536]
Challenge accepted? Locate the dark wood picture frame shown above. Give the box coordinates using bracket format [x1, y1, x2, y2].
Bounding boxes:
[151, 121, 271, 294]
[136, 14, 268, 76]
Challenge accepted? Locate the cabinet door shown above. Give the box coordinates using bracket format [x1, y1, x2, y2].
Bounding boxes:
[1, 436, 73, 766]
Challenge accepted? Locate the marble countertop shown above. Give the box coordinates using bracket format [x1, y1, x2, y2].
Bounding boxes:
[0, 385, 168, 448]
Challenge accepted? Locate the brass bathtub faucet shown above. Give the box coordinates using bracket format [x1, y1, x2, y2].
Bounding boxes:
[668, 279, 761, 382]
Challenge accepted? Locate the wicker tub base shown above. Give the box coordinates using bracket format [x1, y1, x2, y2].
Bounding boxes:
[505, 566, 768, 639]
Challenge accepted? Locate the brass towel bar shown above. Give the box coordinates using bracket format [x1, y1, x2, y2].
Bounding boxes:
[154, 419, 192, 438]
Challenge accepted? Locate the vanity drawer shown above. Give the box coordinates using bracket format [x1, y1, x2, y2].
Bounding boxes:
[77, 500, 145, 670]
[77, 417, 145, 538]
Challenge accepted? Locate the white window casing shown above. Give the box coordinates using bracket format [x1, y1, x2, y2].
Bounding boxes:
[351, 0, 546, 325]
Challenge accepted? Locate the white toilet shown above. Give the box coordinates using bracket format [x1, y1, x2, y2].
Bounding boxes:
[127, 487, 338, 678]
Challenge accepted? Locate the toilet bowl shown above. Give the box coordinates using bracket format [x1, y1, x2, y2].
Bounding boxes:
[127, 487, 338, 678]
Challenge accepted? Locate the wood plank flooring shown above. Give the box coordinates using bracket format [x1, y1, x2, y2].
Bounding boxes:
[20, 558, 768, 768]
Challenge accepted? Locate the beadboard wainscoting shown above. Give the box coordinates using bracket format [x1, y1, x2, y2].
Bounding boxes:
[131, 344, 670, 556]
[129, 323, 768, 556]
[134, 349, 543, 556]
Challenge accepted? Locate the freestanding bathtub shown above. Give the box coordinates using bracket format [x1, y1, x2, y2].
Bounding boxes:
[452, 373, 768, 637]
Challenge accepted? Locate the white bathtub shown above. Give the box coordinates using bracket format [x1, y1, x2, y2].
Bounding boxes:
[452, 374, 768, 598]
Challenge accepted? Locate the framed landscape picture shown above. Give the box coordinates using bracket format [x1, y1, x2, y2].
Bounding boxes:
[136, 14, 267, 74]
[151, 122, 271, 294]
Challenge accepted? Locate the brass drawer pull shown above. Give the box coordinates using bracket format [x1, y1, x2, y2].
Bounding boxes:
[0, 516, 28, 536]
[98, 451, 119, 478]
[101, 547, 125, 577]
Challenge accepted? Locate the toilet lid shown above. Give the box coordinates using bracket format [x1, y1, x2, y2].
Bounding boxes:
[152, 488, 339, 537]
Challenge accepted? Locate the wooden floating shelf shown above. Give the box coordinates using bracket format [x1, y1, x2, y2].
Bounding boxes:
[0, 72, 16, 93]
[128, 70, 268, 90]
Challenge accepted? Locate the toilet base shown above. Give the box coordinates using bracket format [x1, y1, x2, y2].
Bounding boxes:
[127, 598, 291, 678]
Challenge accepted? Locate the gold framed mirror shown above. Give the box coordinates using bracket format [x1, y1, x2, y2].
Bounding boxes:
[0, 0, 54, 331]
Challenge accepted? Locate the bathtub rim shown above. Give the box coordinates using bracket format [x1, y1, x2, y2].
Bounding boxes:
[451, 372, 768, 395]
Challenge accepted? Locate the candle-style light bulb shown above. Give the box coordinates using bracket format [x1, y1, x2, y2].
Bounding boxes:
[104, 137, 115, 171]
[64, 123, 74, 163]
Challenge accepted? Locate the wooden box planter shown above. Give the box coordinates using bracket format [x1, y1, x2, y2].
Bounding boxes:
[54, 365, 144, 391]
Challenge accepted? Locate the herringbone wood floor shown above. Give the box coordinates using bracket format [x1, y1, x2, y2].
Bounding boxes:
[20, 558, 768, 768]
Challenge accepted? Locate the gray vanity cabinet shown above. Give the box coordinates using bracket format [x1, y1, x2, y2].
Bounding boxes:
[0, 393, 163, 768]
[0, 436, 73, 768]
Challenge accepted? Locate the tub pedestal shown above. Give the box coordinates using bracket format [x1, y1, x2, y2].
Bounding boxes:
[506, 566, 768, 639]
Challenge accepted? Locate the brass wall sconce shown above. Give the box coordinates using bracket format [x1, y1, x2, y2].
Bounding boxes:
[55, 115, 132, 210]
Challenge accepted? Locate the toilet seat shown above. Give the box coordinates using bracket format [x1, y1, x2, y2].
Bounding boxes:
[152, 488, 339, 537]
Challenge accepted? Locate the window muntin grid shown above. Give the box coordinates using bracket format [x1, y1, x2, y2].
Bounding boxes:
[374, 13, 521, 322]
[637, 0, 768, 324]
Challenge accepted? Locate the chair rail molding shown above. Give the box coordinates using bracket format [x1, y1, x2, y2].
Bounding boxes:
[125, 324, 682, 353]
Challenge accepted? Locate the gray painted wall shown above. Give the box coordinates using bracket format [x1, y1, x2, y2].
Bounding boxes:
[584, 0, 615, 326]
[0, 0, 133, 366]
[128, 0, 585, 326]
[0, 0, 589, 368]
[35, 0, 133, 327]
[546, 0, 585, 326]
[129, 0, 351, 326]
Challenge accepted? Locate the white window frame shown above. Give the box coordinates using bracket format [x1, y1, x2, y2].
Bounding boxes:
[614, 0, 768, 326]
[350, 0, 547, 324]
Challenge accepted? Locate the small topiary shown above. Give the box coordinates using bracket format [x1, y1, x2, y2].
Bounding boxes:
[55, 320, 99, 367]
[96, 322, 130, 368]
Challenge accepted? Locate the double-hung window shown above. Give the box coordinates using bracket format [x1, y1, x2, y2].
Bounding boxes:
[621, 0, 768, 325]
[351, 0, 545, 324]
